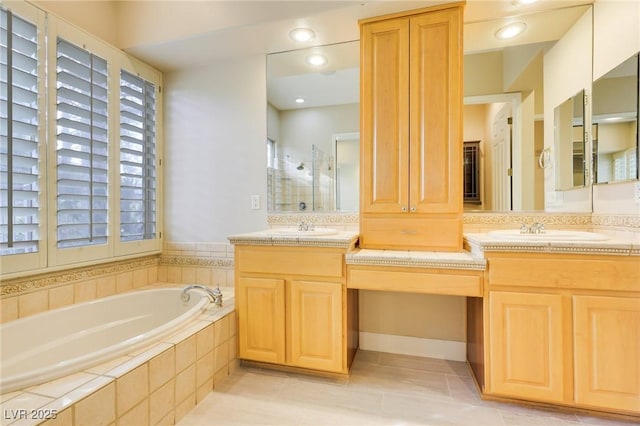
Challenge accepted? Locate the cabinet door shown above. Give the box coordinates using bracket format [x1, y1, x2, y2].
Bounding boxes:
[360, 17, 410, 214]
[288, 280, 343, 373]
[409, 8, 462, 214]
[574, 295, 640, 413]
[489, 291, 565, 403]
[237, 277, 285, 364]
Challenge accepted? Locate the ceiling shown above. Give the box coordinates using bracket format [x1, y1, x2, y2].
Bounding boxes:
[120, 0, 595, 110]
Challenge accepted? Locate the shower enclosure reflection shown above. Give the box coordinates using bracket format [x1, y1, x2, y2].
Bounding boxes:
[267, 144, 336, 212]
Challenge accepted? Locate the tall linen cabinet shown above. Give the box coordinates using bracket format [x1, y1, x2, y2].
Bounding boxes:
[359, 3, 464, 251]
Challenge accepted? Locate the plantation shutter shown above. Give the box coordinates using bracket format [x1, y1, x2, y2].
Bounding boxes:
[0, 9, 40, 255]
[119, 70, 157, 241]
[56, 38, 108, 248]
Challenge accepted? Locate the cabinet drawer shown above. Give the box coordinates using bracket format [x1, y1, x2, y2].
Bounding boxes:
[347, 266, 481, 296]
[360, 215, 462, 251]
[236, 247, 343, 278]
[488, 254, 640, 292]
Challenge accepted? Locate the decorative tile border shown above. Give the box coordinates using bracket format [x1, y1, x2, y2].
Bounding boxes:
[346, 257, 486, 271]
[267, 213, 359, 226]
[0, 256, 159, 297]
[592, 214, 640, 229]
[462, 212, 593, 226]
[158, 255, 234, 268]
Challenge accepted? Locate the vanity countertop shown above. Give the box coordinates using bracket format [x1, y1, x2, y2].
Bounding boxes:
[345, 249, 486, 271]
[464, 232, 640, 257]
[228, 229, 359, 249]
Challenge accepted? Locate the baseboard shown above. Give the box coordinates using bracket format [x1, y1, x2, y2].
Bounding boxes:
[359, 331, 467, 362]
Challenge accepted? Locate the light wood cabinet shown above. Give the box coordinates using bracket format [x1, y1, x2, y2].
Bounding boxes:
[234, 245, 358, 375]
[359, 3, 463, 251]
[481, 251, 640, 417]
[573, 295, 640, 413]
[489, 291, 565, 403]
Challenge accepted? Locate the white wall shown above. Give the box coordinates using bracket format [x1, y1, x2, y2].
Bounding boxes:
[592, 0, 640, 215]
[164, 56, 268, 242]
[543, 7, 592, 212]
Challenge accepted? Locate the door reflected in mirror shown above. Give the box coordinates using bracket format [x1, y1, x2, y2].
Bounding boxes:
[592, 53, 639, 184]
[554, 90, 586, 190]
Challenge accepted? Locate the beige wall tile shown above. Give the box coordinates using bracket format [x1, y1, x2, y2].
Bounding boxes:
[117, 399, 148, 426]
[116, 364, 148, 417]
[132, 268, 148, 288]
[149, 379, 174, 425]
[196, 324, 214, 358]
[167, 266, 181, 284]
[18, 290, 48, 318]
[96, 276, 116, 298]
[175, 335, 196, 373]
[226, 269, 235, 286]
[157, 265, 167, 282]
[181, 267, 196, 284]
[148, 266, 158, 284]
[214, 340, 229, 374]
[75, 279, 97, 303]
[229, 358, 240, 375]
[214, 366, 229, 387]
[175, 364, 196, 404]
[195, 267, 211, 285]
[149, 347, 175, 392]
[115, 271, 133, 294]
[197, 378, 214, 403]
[214, 315, 229, 347]
[40, 407, 72, 426]
[174, 393, 196, 424]
[229, 335, 237, 361]
[196, 351, 214, 388]
[49, 285, 74, 310]
[212, 269, 227, 287]
[74, 382, 116, 426]
[1, 297, 18, 323]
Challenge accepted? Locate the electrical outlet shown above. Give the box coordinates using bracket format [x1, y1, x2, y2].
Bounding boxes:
[251, 195, 260, 210]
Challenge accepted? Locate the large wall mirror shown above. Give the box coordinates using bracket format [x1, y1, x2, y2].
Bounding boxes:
[266, 4, 591, 213]
[592, 53, 639, 184]
[554, 90, 586, 190]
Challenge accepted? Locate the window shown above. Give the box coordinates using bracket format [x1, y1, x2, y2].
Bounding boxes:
[119, 70, 157, 242]
[0, 8, 40, 256]
[56, 38, 109, 248]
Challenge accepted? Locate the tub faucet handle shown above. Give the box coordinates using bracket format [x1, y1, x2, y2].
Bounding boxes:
[212, 285, 223, 307]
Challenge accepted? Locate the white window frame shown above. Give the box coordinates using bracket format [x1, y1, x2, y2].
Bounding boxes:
[0, 1, 47, 275]
[2, 2, 162, 278]
[115, 55, 163, 257]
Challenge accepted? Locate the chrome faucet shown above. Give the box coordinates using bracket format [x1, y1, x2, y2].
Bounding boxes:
[298, 221, 315, 231]
[520, 222, 545, 234]
[181, 284, 222, 307]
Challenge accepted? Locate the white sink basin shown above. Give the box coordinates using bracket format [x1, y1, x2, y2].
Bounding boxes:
[268, 228, 338, 236]
[487, 229, 609, 242]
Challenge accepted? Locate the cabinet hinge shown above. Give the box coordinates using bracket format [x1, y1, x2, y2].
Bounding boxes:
[507, 168, 513, 177]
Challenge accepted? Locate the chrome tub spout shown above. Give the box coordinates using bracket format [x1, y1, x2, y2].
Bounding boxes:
[181, 284, 222, 307]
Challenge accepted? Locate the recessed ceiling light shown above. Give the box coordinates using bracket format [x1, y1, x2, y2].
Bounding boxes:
[495, 22, 527, 40]
[305, 54, 328, 67]
[289, 28, 315, 43]
[295, 98, 305, 104]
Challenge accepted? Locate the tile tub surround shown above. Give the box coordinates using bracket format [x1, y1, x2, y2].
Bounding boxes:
[0, 284, 238, 426]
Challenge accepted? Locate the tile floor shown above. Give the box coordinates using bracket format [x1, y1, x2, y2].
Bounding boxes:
[178, 351, 636, 426]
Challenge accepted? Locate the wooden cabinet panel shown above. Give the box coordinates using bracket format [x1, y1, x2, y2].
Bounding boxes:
[359, 3, 463, 251]
[360, 17, 409, 214]
[236, 247, 343, 278]
[409, 8, 462, 214]
[237, 277, 285, 364]
[348, 266, 481, 297]
[288, 280, 343, 372]
[574, 295, 640, 413]
[489, 291, 565, 403]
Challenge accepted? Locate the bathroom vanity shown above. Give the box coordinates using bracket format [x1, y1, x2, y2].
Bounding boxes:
[228, 231, 359, 375]
[465, 233, 640, 417]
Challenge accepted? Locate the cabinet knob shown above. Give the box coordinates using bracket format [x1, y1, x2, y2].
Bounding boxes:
[410, 206, 416, 212]
[401, 206, 407, 212]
